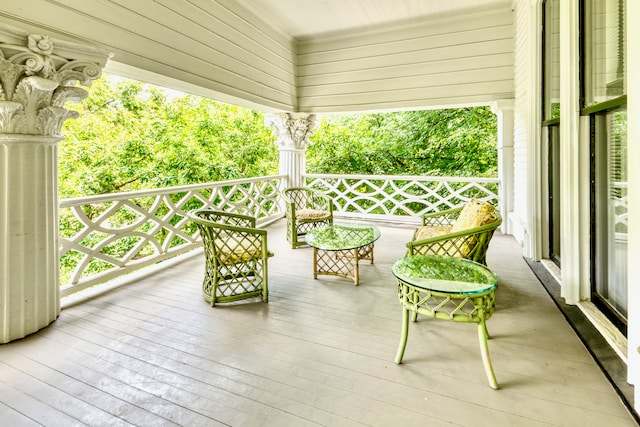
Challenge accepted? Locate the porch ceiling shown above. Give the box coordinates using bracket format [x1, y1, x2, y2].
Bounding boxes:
[0, 0, 515, 112]
[242, 0, 512, 39]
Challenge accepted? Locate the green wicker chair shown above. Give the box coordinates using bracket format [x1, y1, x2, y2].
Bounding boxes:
[282, 187, 333, 248]
[190, 209, 272, 306]
[406, 199, 502, 265]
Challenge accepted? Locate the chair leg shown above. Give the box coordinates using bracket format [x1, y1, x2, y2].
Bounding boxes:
[477, 321, 499, 389]
[395, 307, 410, 364]
[262, 261, 269, 302]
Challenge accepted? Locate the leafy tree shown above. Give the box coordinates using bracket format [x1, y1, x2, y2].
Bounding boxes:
[307, 108, 497, 177]
[60, 74, 278, 198]
[61, 75, 497, 199]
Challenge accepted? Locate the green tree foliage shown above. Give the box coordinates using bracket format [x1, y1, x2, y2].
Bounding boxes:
[61, 75, 498, 199]
[60, 74, 278, 198]
[307, 108, 497, 177]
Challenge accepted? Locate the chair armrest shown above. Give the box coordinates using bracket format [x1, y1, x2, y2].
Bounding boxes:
[408, 222, 496, 248]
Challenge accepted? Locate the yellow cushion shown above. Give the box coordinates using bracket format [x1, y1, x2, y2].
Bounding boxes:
[414, 225, 452, 241]
[450, 199, 497, 233]
[296, 208, 330, 221]
[218, 246, 263, 265]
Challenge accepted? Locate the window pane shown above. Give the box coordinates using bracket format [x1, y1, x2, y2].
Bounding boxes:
[548, 125, 561, 264]
[594, 108, 627, 319]
[544, 0, 560, 119]
[584, 0, 626, 106]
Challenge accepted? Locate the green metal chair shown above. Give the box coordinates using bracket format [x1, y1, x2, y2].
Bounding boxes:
[282, 187, 333, 248]
[190, 209, 272, 306]
[406, 199, 502, 265]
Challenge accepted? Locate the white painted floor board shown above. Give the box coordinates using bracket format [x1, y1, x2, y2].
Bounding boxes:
[0, 219, 636, 426]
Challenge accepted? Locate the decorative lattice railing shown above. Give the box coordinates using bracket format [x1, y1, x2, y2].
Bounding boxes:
[305, 174, 500, 223]
[59, 173, 500, 296]
[59, 175, 286, 296]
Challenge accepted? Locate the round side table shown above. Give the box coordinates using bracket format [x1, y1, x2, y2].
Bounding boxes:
[392, 255, 500, 389]
[306, 222, 381, 285]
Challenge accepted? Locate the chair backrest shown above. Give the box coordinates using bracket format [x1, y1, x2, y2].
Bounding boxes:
[190, 209, 266, 263]
[283, 187, 331, 211]
[191, 209, 255, 228]
[410, 199, 501, 264]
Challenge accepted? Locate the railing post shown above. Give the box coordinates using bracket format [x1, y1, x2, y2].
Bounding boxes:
[265, 113, 318, 188]
[0, 23, 110, 343]
[491, 99, 515, 234]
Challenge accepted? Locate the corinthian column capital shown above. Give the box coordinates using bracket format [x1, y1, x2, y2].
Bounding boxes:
[265, 112, 318, 150]
[0, 23, 111, 136]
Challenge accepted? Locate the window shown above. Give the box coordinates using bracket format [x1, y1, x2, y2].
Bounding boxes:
[583, 0, 626, 105]
[583, 0, 627, 333]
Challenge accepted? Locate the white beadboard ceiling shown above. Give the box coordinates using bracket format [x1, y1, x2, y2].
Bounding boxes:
[240, 0, 512, 39]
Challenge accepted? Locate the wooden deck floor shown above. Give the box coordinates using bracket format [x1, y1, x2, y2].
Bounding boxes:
[0, 219, 636, 426]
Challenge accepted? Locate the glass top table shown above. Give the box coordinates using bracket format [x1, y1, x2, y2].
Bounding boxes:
[392, 255, 500, 389]
[305, 222, 381, 285]
[392, 255, 498, 294]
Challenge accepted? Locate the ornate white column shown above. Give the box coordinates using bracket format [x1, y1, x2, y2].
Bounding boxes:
[490, 99, 515, 235]
[266, 113, 318, 188]
[0, 23, 110, 343]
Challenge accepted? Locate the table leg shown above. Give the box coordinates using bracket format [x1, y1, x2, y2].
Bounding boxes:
[395, 306, 410, 364]
[477, 321, 499, 389]
[353, 249, 359, 285]
[411, 290, 419, 322]
[313, 248, 318, 279]
[357, 243, 374, 264]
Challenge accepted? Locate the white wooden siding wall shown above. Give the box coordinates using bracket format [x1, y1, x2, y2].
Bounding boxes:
[296, 8, 514, 113]
[0, 0, 297, 111]
[511, 0, 534, 248]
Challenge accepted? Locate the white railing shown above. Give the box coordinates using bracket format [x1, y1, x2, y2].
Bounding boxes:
[305, 174, 500, 223]
[59, 175, 286, 296]
[58, 173, 500, 296]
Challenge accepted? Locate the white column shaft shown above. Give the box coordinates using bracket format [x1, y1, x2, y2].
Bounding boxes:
[279, 149, 306, 188]
[491, 100, 515, 235]
[1, 136, 60, 342]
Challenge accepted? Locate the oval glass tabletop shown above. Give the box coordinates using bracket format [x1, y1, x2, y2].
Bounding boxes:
[392, 255, 498, 294]
[305, 222, 381, 251]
